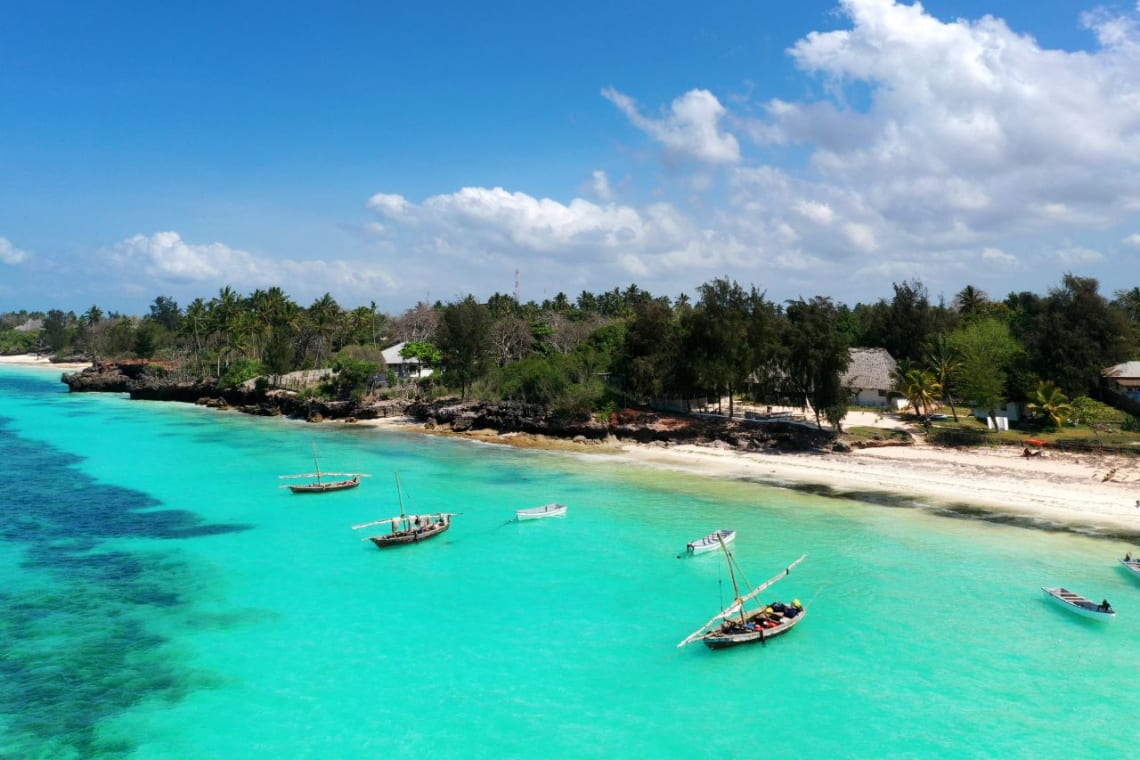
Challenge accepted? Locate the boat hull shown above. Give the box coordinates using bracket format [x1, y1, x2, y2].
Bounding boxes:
[687, 530, 736, 555]
[369, 520, 450, 548]
[288, 477, 360, 494]
[1042, 587, 1115, 620]
[703, 606, 805, 649]
[1121, 559, 1140, 581]
[516, 503, 567, 521]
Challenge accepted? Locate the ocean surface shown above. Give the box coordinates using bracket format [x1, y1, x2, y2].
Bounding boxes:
[2, 365, 1139, 759]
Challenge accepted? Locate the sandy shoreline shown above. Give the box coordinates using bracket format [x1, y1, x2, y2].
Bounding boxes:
[620, 440, 1140, 536]
[6, 352, 1137, 537]
[0, 353, 91, 370]
[354, 415, 1140, 537]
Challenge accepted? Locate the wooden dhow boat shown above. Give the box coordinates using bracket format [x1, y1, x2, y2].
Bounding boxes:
[678, 543, 807, 650]
[280, 444, 366, 494]
[686, 529, 736, 555]
[516, 503, 567, 521]
[1042, 587, 1116, 620]
[352, 472, 455, 549]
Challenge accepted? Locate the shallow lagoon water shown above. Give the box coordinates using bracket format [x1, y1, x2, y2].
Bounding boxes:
[2, 365, 1138, 758]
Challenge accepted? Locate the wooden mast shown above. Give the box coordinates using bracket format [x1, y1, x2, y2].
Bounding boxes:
[394, 471, 408, 531]
[717, 533, 746, 624]
[311, 443, 322, 485]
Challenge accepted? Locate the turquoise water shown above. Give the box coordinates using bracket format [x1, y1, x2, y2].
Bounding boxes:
[2, 365, 1139, 758]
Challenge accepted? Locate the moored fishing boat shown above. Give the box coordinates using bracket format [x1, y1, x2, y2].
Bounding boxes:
[352, 471, 455, 548]
[280, 444, 366, 494]
[678, 545, 808, 650]
[686, 529, 735, 555]
[1042, 587, 1115, 620]
[516, 503, 567, 521]
[1119, 554, 1140, 580]
[287, 475, 361, 494]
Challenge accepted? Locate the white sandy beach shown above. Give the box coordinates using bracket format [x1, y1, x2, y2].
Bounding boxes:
[0, 353, 91, 370]
[362, 412, 1140, 534]
[619, 438, 1140, 534]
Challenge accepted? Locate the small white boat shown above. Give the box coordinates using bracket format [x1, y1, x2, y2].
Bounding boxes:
[686, 529, 736, 555]
[1121, 556, 1140, 580]
[516, 503, 567, 521]
[1042, 587, 1116, 621]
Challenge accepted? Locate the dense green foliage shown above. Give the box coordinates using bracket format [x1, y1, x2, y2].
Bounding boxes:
[4, 273, 1138, 429]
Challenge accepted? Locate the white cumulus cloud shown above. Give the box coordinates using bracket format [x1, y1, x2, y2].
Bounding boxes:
[0, 237, 29, 265]
[1053, 246, 1106, 265]
[590, 170, 614, 201]
[113, 231, 260, 282]
[105, 231, 396, 306]
[602, 87, 741, 165]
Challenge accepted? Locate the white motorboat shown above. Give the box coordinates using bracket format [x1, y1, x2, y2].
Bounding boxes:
[1042, 587, 1115, 621]
[516, 503, 567, 521]
[1120, 556, 1140, 580]
[686, 529, 736, 555]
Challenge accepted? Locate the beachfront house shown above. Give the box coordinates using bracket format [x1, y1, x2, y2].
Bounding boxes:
[1104, 361, 1140, 402]
[841, 348, 897, 408]
[381, 342, 433, 380]
[1103, 360, 1140, 417]
[13, 318, 43, 332]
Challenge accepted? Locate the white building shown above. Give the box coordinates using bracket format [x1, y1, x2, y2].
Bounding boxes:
[841, 348, 897, 408]
[381, 342, 433, 380]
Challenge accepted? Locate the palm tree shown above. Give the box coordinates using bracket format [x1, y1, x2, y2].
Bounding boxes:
[183, 298, 209, 376]
[924, 335, 962, 422]
[895, 367, 942, 424]
[1026, 381, 1073, 430]
[1113, 286, 1140, 325]
[370, 300, 378, 346]
[78, 305, 106, 362]
[954, 285, 988, 319]
[83, 305, 104, 325]
[307, 293, 342, 368]
[209, 286, 241, 375]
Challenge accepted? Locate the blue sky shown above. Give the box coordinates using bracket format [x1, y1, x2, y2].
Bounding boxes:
[2, 0, 1138, 315]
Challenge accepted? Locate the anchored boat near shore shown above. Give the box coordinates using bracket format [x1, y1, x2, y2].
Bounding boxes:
[1042, 586, 1116, 620]
[516, 503, 567, 521]
[686, 529, 736, 555]
[280, 444, 366, 494]
[352, 471, 455, 548]
[679, 543, 807, 650]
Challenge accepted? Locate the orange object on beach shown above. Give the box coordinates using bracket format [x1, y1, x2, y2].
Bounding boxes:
[1025, 439, 1045, 446]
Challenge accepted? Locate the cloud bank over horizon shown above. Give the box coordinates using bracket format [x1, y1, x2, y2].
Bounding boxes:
[356, 0, 1140, 308]
[2, 0, 1139, 314]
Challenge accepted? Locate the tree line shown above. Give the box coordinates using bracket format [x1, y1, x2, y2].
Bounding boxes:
[4, 276, 1138, 428]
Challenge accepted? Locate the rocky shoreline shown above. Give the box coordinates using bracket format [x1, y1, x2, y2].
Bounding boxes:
[60, 361, 841, 452]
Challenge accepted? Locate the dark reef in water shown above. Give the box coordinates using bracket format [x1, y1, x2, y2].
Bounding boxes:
[0, 416, 252, 758]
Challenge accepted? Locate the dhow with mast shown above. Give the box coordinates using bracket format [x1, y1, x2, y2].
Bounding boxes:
[280, 443, 366, 494]
[679, 542, 807, 650]
[352, 471, 455, 548]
